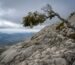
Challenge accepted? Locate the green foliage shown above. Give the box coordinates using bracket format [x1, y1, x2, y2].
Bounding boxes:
[23, 11, 46, 28]
[22, 4, 58, 28]
[68, 33, 75, 39]
[22, 4, 74, 30]
[56, 22, 65, 30]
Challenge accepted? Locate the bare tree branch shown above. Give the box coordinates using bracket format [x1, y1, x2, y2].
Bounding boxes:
[42, 4, 75, 30]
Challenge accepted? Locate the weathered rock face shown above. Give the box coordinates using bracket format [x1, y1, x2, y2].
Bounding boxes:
[0, 13, 75, 65]
[69, 13, 75, 27]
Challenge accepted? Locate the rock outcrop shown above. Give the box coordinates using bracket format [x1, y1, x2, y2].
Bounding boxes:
[0, 13, 75, 65]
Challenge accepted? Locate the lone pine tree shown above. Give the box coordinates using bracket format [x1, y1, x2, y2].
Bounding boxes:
[23, 4, 75, 30]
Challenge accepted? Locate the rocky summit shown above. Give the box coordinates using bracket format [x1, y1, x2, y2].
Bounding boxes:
[0, 13, 75, 65]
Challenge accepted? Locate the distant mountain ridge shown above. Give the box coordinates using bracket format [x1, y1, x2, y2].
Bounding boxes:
[0, 32, 34, 45]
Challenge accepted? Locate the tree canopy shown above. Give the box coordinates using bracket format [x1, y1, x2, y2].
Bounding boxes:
[23, 11, 46, 28]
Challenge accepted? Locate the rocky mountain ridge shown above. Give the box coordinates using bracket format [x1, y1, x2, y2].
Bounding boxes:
[0, 13, 75, 65]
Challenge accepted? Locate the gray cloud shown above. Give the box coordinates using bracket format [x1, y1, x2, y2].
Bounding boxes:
[0, 0, 50, 23]
[0, 0, 75, 24]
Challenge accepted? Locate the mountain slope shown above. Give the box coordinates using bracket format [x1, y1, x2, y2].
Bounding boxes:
[0, 13, 75, 65]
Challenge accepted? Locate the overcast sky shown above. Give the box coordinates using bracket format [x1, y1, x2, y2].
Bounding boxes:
[0, 0, 75, 33]
[0, 0, 75, 23]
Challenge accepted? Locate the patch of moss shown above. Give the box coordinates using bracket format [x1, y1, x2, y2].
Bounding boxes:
[56, 22, 65, 30]
[68, 33, 75, 39]
[34, 42, 40, 45]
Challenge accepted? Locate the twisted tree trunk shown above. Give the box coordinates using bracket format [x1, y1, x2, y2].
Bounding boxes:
[55, 13, 75, 30]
